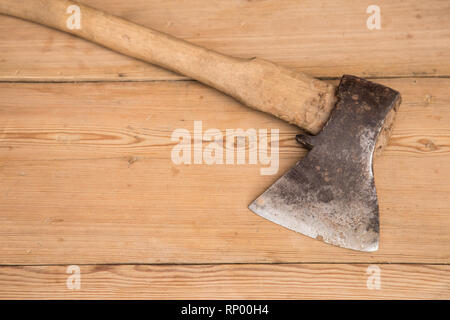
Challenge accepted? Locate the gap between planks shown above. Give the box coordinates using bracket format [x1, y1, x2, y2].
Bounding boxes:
[1, 261, 450, 267]
[1, 75, 450, 84]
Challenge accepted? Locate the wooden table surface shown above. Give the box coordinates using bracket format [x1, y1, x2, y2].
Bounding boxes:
[0, 0, 449, 299]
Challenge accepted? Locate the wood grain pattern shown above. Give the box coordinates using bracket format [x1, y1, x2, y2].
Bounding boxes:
[0, 0, 448, 299]
[0, 0, 449, 82]
[0, 264, 448, 299]
[0, 78, 449, 265]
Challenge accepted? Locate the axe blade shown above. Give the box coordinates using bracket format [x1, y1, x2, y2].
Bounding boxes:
[249, 75, 401, 252]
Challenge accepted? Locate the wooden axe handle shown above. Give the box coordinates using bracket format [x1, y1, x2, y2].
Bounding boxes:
[0, 0, 336, 134]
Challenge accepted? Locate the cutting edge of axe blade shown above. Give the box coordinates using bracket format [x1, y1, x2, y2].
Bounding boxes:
[249, 75, 401, 252]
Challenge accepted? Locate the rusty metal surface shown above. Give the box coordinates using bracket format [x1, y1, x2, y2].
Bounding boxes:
[249, 75, 401, 252]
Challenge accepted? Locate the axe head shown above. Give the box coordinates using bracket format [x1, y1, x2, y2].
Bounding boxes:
[249, 75, 401, 252]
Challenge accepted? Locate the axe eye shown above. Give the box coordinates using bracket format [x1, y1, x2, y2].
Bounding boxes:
[296, 134, 315, 150]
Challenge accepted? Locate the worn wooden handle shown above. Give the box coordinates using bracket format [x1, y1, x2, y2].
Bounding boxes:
[0, 0, 336, 133]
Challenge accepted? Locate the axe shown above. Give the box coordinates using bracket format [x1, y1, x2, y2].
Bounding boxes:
[0, 0, 402, 251]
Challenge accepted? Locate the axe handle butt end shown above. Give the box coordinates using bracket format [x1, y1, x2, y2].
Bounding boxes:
[0, 0, 336, 134]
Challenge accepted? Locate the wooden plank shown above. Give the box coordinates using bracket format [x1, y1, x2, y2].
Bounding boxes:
[0, 0, 449, 81]
[0, 78, 449, 265]
[0, 263, 448, 299]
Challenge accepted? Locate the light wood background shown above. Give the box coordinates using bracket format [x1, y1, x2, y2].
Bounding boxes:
[0, 0, 449, 299]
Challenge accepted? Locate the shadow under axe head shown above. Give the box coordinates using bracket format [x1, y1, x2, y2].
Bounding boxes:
[249, 75, 401, 252]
